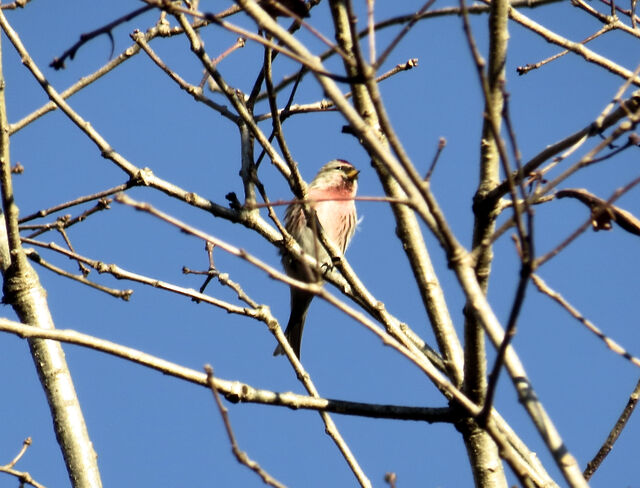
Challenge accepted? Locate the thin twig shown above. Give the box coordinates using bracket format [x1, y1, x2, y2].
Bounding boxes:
[50, 4, 155, 69]
[374, 0, 436, 69]
[487, 104, 640, 257]
[482, 80, 640, 255]
[4, 438, 32, 469]
[0, 437, 47, 488]
[251, 0, 562, 105]
[24, 249, 133, 301]
[583, 376, 640, 480]
[10, 17, 217, 134]
[201, 37, 246, 89]
[532, 274, 640, 368]
[21, 237, 251, 316]
[572, 0, 640, 40]
[504, 2, 640, 86]
[183, 265, 260, 309]
[24, 198, 111, 239]
[480, 258, 532, 422]
[187, 241, 218, 298]
[19, 184, 129, 224]
[487, 89, 640, 203]
[254, 71, 304, 168]
[263, 39, 297, 174]
[205, 365, 287, 488]
[131, 30, 239, 121]
[254, 58, 419, 121]
[175, 12, 293, 179]
[424, 137, 446, 181]
[58, 226, 90, 276]
[517, 24, 614, 75]
[598, 0, 640, 25]
[145, 0, 359, 83]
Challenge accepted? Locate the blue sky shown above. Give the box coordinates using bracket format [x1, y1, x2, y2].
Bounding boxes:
[2, 1, 640, 487]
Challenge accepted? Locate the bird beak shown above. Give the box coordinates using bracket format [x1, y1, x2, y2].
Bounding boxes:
[346, 168, 360, 180]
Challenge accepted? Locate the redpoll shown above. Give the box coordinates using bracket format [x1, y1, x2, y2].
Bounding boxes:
[274, 160, 359, 359]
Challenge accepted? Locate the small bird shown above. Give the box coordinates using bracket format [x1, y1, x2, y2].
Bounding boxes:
[274, 160, 359, 359]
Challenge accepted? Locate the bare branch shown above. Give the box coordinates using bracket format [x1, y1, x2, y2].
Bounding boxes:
[517, 24, 615, 75]
[0, 438, 46, 488]
[0, 10, 103, 486]
[505, 2, 640, 85]
[532, 274, 640, 368]
[584, 377, 640, 480]
[205, 365, 287, 488]
[131, 29, 240, 121]
[0, 317, 454, 421]
[50, 5, 155, 70]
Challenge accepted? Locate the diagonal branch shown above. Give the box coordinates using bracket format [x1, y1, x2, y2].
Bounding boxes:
[205, 365, 287, 488]
[50, 4, 155, 69]
[0, 317, 454, 422]
[583, 376, 640, 480]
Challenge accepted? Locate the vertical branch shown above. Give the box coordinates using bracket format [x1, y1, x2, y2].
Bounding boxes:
[328, 0, 464, 386]
[0, 16, 103, 488]
[457, 4, 586, 483]
[459, 0, 510, 485]
[463, 0, 509, 404]
[324, 5, 504, 483]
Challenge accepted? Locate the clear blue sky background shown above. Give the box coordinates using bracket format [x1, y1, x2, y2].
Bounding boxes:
[1, 1, 639, 487]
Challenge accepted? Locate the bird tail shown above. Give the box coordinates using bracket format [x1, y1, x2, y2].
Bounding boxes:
[273, 290, 313, 358]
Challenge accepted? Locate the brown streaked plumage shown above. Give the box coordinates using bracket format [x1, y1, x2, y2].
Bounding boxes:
[274, 160, 359, 359]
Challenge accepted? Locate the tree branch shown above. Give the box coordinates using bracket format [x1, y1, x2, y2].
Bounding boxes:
[0, 317, 454, 422]
[0, 13, 103, 487]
